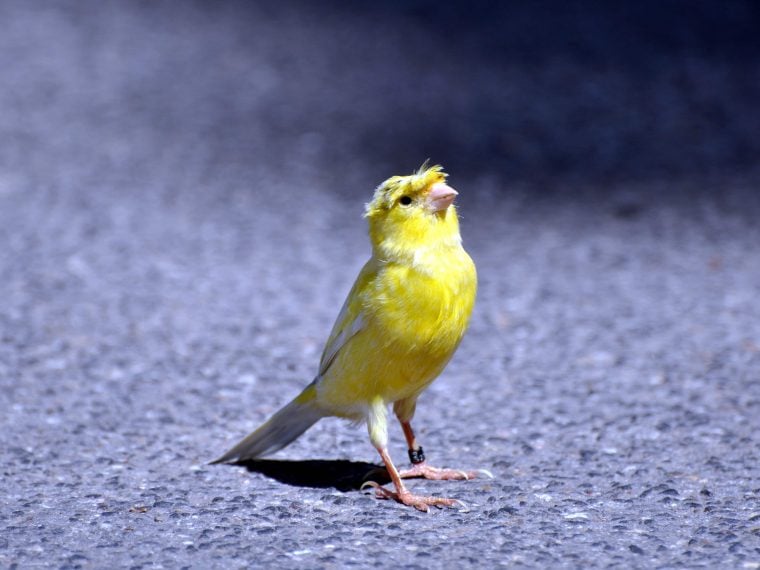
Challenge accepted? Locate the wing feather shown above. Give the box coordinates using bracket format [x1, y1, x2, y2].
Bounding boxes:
[317, 259, 376, 377]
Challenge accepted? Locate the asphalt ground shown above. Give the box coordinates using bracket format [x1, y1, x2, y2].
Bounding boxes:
[1, 2, 760, 568]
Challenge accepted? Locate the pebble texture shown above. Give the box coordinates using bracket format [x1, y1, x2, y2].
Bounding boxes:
[1, 2, 760, 568]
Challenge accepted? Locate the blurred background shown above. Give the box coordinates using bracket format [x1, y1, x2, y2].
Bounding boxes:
[2, 1, 759, 567]
[2, 0, 758, 198]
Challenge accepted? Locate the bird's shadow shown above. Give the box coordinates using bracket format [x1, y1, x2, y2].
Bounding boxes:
[230, 459, 390, 492]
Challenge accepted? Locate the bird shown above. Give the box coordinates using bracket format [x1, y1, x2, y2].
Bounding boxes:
[212, 164, 485, 511]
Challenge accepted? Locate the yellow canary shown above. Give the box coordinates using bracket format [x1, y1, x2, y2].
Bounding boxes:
[213, 164, 483, 511]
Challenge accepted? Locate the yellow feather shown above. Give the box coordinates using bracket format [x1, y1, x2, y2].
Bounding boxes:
[214, 164, 477, 465]
[316, 165, 476, 417]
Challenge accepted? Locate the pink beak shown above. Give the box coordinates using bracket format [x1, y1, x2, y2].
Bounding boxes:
[427, 182, 458, 212]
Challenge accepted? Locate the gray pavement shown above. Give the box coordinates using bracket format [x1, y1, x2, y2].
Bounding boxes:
[1, 2, 760, 568]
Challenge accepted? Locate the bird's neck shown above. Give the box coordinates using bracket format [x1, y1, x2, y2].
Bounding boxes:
[371, 209, 463, 266]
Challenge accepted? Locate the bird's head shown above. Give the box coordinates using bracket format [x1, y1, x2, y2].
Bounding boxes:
[364, 164, 462, 258]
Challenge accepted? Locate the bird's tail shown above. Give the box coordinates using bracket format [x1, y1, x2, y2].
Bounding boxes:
[211, 382, 324, 464]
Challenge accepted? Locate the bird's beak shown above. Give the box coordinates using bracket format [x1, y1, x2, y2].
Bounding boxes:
[427, 182, 458, 212]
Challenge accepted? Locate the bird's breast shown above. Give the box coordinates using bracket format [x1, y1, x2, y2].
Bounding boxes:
[368, 247, 477, 357]
[315, 246, 476, 413]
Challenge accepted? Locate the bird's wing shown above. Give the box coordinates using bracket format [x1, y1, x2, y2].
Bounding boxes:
[318, 309, 365, 377]
[317, 259, 376, 377]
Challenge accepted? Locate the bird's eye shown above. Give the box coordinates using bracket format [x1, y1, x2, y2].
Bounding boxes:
[398, 195, 413, 206]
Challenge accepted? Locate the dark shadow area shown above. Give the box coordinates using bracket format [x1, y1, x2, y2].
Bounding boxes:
[231, 459, 390, 492]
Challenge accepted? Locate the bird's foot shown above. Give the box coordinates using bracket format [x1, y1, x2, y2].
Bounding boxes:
[399, 462, 493, 481]
[361, 481, 467, 513]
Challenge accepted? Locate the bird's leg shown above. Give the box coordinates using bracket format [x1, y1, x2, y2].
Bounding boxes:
[364, 446, 465, 512]
[394, 403, 492, 481]
[397, 420, 481, 480]
[363, 397, 463, 511]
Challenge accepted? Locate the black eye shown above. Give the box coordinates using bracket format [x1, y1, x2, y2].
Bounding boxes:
[399, 195, 413, 206]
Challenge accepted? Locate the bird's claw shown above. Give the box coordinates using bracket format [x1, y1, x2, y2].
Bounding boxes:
[398, 463, 487, 481]
[361, 481, 464, 512]
[360, 480, 385, 494]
